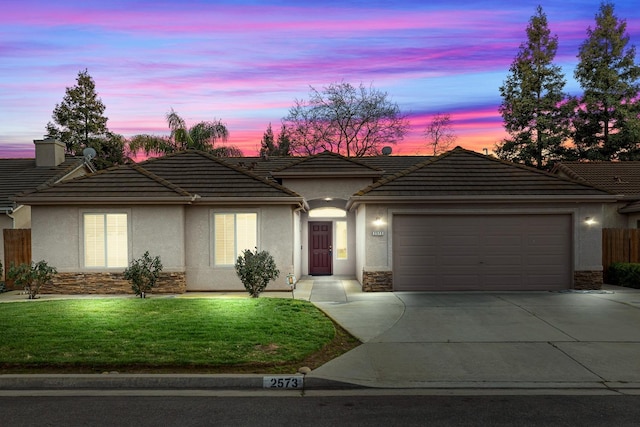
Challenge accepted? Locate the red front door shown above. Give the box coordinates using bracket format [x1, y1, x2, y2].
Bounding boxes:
[309, 221, 332, 275]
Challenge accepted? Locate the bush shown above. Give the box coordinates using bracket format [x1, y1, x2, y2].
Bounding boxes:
[123, 251, 163, 298]
[608, 263, 640, 288]
[7, 260, 57, 299]
[235, 248, 280, 298]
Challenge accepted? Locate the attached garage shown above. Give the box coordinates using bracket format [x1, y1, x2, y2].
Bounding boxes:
[393, 214, 572, 291]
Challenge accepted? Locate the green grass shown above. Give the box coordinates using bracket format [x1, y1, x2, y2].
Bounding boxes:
[0, 298, 338, 371]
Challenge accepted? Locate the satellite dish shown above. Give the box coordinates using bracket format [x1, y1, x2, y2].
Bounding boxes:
[381, 146, 392, 155]
[82, 147, 97, 160]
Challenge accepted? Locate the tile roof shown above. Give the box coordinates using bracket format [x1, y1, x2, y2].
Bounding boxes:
[15, 150, 302, 205]
[139, 151, 301, 198]
[353, 147, 612, 199]
[269, 151, 384, 177]
[0, 157, 88, 211]
[552, 161, 640, 196]
[225, 153, 430, 178]
[15, 165, 193, 203]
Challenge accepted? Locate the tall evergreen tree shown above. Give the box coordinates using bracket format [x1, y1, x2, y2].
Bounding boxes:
[258, 123, 276, 157]
[275, 124, 292, 156]
[46, 69, 128, 168]
[573, 2, 640, 160]
[496, 6, 570, 169]
[259, 123, 291, 157]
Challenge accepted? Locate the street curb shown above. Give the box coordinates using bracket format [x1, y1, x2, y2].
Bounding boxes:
[0, 374, 363, 391]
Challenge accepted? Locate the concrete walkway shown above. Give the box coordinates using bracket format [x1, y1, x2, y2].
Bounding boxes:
[302, 277, 640, 393]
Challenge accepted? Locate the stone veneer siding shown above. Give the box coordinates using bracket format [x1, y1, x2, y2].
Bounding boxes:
[362, 270, 602, 291]
[40, 272, 187, 295]
[573, 271, 603, 290]
[362, 271, 393, 292]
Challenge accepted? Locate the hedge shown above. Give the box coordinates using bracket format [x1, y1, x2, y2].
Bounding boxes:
[608, 263, 640, 288]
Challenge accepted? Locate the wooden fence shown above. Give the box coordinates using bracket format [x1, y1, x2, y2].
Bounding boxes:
[602, 228, 640, 281]
[2, 229, 31, 289]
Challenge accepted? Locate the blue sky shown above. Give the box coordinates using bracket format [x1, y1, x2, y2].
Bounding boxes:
[1, 0, 638, 157]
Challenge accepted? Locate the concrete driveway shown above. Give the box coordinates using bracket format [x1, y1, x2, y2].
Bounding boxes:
[302, 277, 640, 392]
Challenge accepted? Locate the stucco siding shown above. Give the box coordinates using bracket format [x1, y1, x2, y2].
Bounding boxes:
[282, 177, 373, 201]
[184, 205, 295, 291]
[130, 205, 185, 270]
[602, 203, 628, 228]
[355, 205, 366, 284]
[31, 206, 81, 270]
[12, 205, 31, 229]
[31, 205, 185, 272]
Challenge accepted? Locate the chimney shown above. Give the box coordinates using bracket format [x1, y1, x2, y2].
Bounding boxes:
[34, 138, 66, 167]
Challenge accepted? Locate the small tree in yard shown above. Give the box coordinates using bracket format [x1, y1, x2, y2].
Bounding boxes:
[7, 260, 57, 299]
[123, 251, 163, 298]
[235, 248, 280, 298]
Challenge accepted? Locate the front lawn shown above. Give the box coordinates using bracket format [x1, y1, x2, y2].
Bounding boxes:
[0, 298, 359, 373]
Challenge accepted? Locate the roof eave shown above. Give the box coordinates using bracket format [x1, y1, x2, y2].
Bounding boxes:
[14, 196, 307, 206]
[194, 196, 306, 205]
[347, 194, 620, 210]
[13, 197, 194, 205]
[271, 171, 383, 179]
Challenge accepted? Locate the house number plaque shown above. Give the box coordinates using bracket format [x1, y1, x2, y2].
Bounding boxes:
[263, 375, 304, 389]
[372, 231, 385, 236]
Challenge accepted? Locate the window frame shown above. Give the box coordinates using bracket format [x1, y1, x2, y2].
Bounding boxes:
[81, 211, 131, 269]
[335, 220, 348, 260]
[211, 210, 260, 267]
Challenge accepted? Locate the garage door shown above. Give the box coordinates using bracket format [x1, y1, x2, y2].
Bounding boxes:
[393, 214, 571, 291]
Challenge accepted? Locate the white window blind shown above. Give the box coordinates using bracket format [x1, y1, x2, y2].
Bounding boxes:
[214, 213, 257, 265]
[84, 213, 128, 268]
[336, 221, 348, 260]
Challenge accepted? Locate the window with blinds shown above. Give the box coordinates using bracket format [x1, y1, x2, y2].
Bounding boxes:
[84, 213, 128, 268]
[214, 213, 257, 265]
[336, 221, 348, 260]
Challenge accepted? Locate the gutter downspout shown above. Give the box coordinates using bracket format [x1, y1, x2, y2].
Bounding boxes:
[2, 207, 16, 228]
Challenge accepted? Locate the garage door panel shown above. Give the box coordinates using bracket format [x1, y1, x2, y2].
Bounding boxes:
[393, 214, 571, 291]
[484, 255, 523, 265]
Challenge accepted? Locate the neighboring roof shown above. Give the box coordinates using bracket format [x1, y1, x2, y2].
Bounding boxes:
[552, 161, 640, 196]
[358, 155, 433, 175]
[0, 157, 90, 212]
[349, 147, 614, 206]
[14, 150, 303, 206]
[224, 153, 430, 178]
[270, 151, 384, 178]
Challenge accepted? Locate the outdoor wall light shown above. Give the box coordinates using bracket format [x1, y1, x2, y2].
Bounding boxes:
[373, 216, 385, 227]
[584, 217, 597, 226]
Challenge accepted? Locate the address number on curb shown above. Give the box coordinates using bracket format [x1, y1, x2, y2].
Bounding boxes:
[263, 376, 303, 389]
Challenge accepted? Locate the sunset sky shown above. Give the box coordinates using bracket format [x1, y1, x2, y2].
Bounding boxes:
[1, 0, 639, 158]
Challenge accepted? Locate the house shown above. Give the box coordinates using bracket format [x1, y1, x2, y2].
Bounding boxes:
[14, 147, 616, 294]
[1, 138, 94, 279]
[552, 161, 640, 228]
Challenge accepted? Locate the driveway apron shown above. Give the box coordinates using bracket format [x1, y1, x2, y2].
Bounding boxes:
[306, 280, 640, 391]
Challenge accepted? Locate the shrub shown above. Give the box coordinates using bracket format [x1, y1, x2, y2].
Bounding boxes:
[7, 260, 57, 299]
[123, 251, 163, 298]
[235, 248, 280, 298]
[608, 263, 640, 288]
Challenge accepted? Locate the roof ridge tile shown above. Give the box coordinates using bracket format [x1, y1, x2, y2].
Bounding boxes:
[131, 164, 193, 197]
